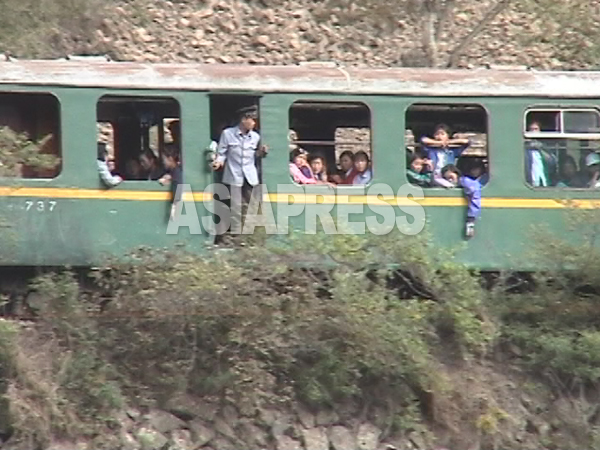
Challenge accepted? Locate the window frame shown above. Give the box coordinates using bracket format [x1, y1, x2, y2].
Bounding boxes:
[524, 107, 600, 140]
[287, 100, 374, 188]
[523, 106, 600, 190]
[96, 94, 181, 183]
[404, 102, 490, 190]
[0, 91, 63, 180]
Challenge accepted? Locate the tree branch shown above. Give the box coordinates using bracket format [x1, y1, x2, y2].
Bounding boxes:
[435, 0, 456, 41]
[446, 0, 512, 68]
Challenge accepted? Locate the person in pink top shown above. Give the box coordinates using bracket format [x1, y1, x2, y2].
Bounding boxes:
[290, 148, 318, 184]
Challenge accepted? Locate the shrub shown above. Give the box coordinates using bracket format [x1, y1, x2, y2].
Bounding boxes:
[2, 230, 500, 447]
[0, 127, 60, 177]
[0, 0, 109, 58]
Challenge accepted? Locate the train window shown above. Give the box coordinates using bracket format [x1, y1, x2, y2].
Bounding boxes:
[97, 96, 180, 181]
[0, 92, 62, 178]
[405, 104, 488, 188]
[288, 101, 372, 185]
[524, 107, 600, 188]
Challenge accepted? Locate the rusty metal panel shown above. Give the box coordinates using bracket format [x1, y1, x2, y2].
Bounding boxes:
[0, 59, 600, 98]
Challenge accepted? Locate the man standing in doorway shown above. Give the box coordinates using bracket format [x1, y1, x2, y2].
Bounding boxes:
[212, 105, 266, 240]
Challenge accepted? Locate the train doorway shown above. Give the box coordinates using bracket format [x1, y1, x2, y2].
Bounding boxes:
[208, 94, 264, 245]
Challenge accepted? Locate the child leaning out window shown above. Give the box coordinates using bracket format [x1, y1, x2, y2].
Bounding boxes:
[442, 164, 481, 238]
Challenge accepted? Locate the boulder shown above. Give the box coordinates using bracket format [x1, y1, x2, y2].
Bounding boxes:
[188, 419, 216, 447]
[164, 394, 218, 421]
[357, 423, 382, 450]
[214, 417, 238, 440]
[270, 413, 292, 439]
[135, 428, 168, 450]
[315, 409, 339, 427]
[147, 410, 186, 434]
[275, 435, 303, 450]
[119, 431, 140, 450]
[221, 404, 239, 425]
[169, 429, 195, 450]
[237, 419, 269, 448]
[302, 427, 329, 450]
[211, 436, 237, 450]
[46, 441, 88, 450]
[296, 405, 316, 429]
[329, 425, 357, 450]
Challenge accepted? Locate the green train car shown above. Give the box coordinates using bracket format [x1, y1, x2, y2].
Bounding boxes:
[1, 58, 599, 270]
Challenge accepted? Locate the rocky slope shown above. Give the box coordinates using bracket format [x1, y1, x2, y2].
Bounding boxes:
[91, 0, 591, 69]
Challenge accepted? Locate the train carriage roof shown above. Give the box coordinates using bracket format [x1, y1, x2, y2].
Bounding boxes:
[1, 59, 600, 98]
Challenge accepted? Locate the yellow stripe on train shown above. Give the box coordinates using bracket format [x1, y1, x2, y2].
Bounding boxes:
[0, 186, 597, 209]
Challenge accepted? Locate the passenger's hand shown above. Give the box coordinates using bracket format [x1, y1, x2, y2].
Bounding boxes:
[115, 176, 123, 183]
[212, 160, 223, 170]
[158, 174, 172, 186]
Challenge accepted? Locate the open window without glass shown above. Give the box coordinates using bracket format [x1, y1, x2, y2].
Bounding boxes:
[405, 104, 488, 188]
[0, 92, 62, 178]
[97, 96, 180, 181]
[288, 101, 372, 185]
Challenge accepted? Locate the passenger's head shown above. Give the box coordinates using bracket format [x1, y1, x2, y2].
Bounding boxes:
[528, 121, 541, 133]
[125, 158, 142, 179]
[139, 151, 157, 171]
[409, 152, 426, 172]
[339, 150, 354, 172]
[162, 148, 180, 169]
[442, 164, 461, 185]
[433, 123, 451, 141]
[560, 155, 577, 180]
[585, 152, 600, 174]
[288, 129, 298, 151]
[238, 106, 258, 132]
[310, 154, 326, 174]
[168, 120, 181, 146]
[291, 148, 308, 167]
[468, 159, 485, 179]
[354, 151, 370, 173]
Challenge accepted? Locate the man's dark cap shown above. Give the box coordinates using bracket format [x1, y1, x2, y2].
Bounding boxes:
[238, 105, 258, 119]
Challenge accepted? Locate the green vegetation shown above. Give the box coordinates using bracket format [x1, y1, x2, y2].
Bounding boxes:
[4, 220, 600, 448]
[0, 126, 61, 177]
[494, 212, 600, 387]
[0, 0, 108, 58]
[0, 232, 495, 447]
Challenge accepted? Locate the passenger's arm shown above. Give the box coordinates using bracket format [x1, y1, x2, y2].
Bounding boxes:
[421, 137, 443, 147]
[407, 170, 432, 187]
[451, 139, 470, 157]
[290, 164, 317, 184]
[97, 160, 122, 187]
[170, 168, 183, 219]
[450, 137, 470, 145]
[432, 176, 455, 188]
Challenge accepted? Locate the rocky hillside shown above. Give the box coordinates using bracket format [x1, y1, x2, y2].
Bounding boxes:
[94, 0, 575, 68]
[3, 0, 599, 69]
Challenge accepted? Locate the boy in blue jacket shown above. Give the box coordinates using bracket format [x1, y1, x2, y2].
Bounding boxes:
[421, 124, 470, 186]
[442, 164, 481, 238]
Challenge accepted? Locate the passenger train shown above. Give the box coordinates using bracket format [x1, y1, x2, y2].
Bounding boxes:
[1, 57, 600, 270]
